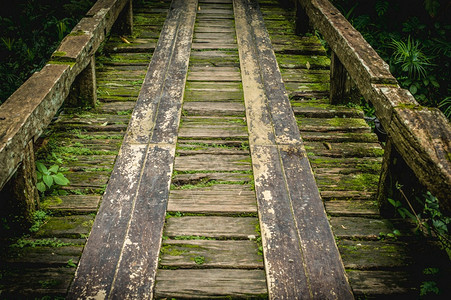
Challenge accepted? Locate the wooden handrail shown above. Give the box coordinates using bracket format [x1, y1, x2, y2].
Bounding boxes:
[296, 0, 451, 212]
[0, 0, 131, 191]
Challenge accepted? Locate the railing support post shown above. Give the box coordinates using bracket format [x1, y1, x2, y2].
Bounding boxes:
[377, 138, 427, 217]
[329, 51, 361, 105]
[0, 140, 39, 229]
[68, 56, 97, 108]
[114, 0, 133, 36]
[295, 2, 312, 35]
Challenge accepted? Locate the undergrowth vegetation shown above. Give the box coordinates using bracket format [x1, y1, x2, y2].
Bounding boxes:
[0, 0, 94, 103]
[330, 0, 451, 118]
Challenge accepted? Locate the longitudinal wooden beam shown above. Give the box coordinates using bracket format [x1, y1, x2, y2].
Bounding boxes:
[233, 0, 353, 298]
[67, 0, 198, 298]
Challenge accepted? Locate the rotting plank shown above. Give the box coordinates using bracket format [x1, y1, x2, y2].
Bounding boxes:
[67, 0, 198, 298]
[168, 184, 257, 214]
[234, 0, 353, 298]
[159, 239, 263, 269]
[164, 216, 258, 239]
[155, 269, 267, 299]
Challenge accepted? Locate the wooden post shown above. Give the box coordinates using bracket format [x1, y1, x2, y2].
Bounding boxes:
[67, 55, 97, 108]
[0, 140, 39, 229]
[114, 0, 133, 36]
[330, 51, 351, 105]
[295, 1, 312, 35]
[377, 138, 427, 217]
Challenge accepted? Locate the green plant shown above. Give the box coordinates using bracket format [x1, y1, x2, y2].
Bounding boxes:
[389, 186, 451, 258]
[438, 96, 451, 119]
[420, 281, 440, 296]
[29, 210, 49, 233]
[36, 162, 70, 194]
[67, 259, 77, 268]
[194, 256, 205, 265]
[390, 36, 431, 80]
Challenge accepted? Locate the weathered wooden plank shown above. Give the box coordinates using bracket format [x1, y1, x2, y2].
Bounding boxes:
[234, 0, 353, 298]
[298, 117, 371, 133]
[346, 270, 416, 297]
[182, 102, 245, 115]
[337, 240, 411, 269]
[184, 90, 243, 102]
[168, 184, 257, 213]
[155, 269, 267, 299]
[6, 246, 83, 266]
[0, 267, 76, 298]
[68, 0, 198, 298]
[41, 195, 101, 213]
[330, 216, 394, 239]
[160, 239, 263, 268]
[34, 215, 94, 239]
[305, 141, 383, 158]
[172, 172, 251, 185]
[178, 126, 248, 139]
[325, 200, 378, 216]
[164, 216, 258, 238]
[192, 43, 237, 50]
[188, 71, 241, 81]
[174, 154, 251, 171]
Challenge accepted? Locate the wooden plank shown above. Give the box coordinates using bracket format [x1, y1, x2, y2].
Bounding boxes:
[234, 0, 353, 298]
[68, 0, 198, 298]
[155, 269, 267, 299]
[337, 240, 411, 269]
[6, 246, 83, 266]
[164, 216, 258, 238]
[160, 239, 263, 268]
[168, 184, 257, 213]
[330, 216, 395, 239]
[174, 154, 251, 171]
[41, 195, 101, 213]
[346, 270, 416, 297]
[182, 102, 245, 115]
[172, 172, 251, 185]
[325, 200, 378, 216]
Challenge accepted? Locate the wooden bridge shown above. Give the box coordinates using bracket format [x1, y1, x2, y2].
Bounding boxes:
[0, 0, 450, 298]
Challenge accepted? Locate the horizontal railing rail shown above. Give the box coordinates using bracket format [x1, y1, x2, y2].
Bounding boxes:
[294, 0, 451, 213]
[0, 0, 132, 221]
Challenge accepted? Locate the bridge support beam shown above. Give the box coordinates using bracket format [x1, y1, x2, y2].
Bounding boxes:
[295, 2, 312, 35]
[0, 140, 39, 230]
[377, 138, 427, 217]
[330, 52, 360, 105]
[67, 56, 97, 108]
[114, 0, 133, 36]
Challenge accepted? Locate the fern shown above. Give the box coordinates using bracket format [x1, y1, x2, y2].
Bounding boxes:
[438, 96, 451, 119]
[375, 0, 389, 17]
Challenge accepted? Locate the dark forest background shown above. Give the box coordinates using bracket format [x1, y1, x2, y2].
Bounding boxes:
[0, 0, 94, 103]
[0, 0, 450, 117]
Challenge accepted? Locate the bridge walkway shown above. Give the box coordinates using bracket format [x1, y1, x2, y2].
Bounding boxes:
[1, 0, 449, 298]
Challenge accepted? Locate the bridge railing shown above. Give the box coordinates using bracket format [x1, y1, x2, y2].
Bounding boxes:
[292, 0, 451, 214]
[0, 0, 133, 224]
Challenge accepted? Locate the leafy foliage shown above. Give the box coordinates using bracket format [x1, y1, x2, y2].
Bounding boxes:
[0, 0, 94, 103]
[389, 188, 451, 258]
[331, 0, 450, 118]
[36, 161, 70, 194]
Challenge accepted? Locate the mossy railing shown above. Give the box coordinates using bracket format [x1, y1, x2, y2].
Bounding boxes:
[0, 0, 133, 225]
[292, 0, 451, 214]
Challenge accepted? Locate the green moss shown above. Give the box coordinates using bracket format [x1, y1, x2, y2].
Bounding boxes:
[395, 104, 424, 110]
[327, 118, 367, 128]
[160, 244, 188, 256]
[68, 30, 85, 36]
[48, 60, 76, 67]
[40, 196, 63, 210]
[52, 51, 67, 57]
